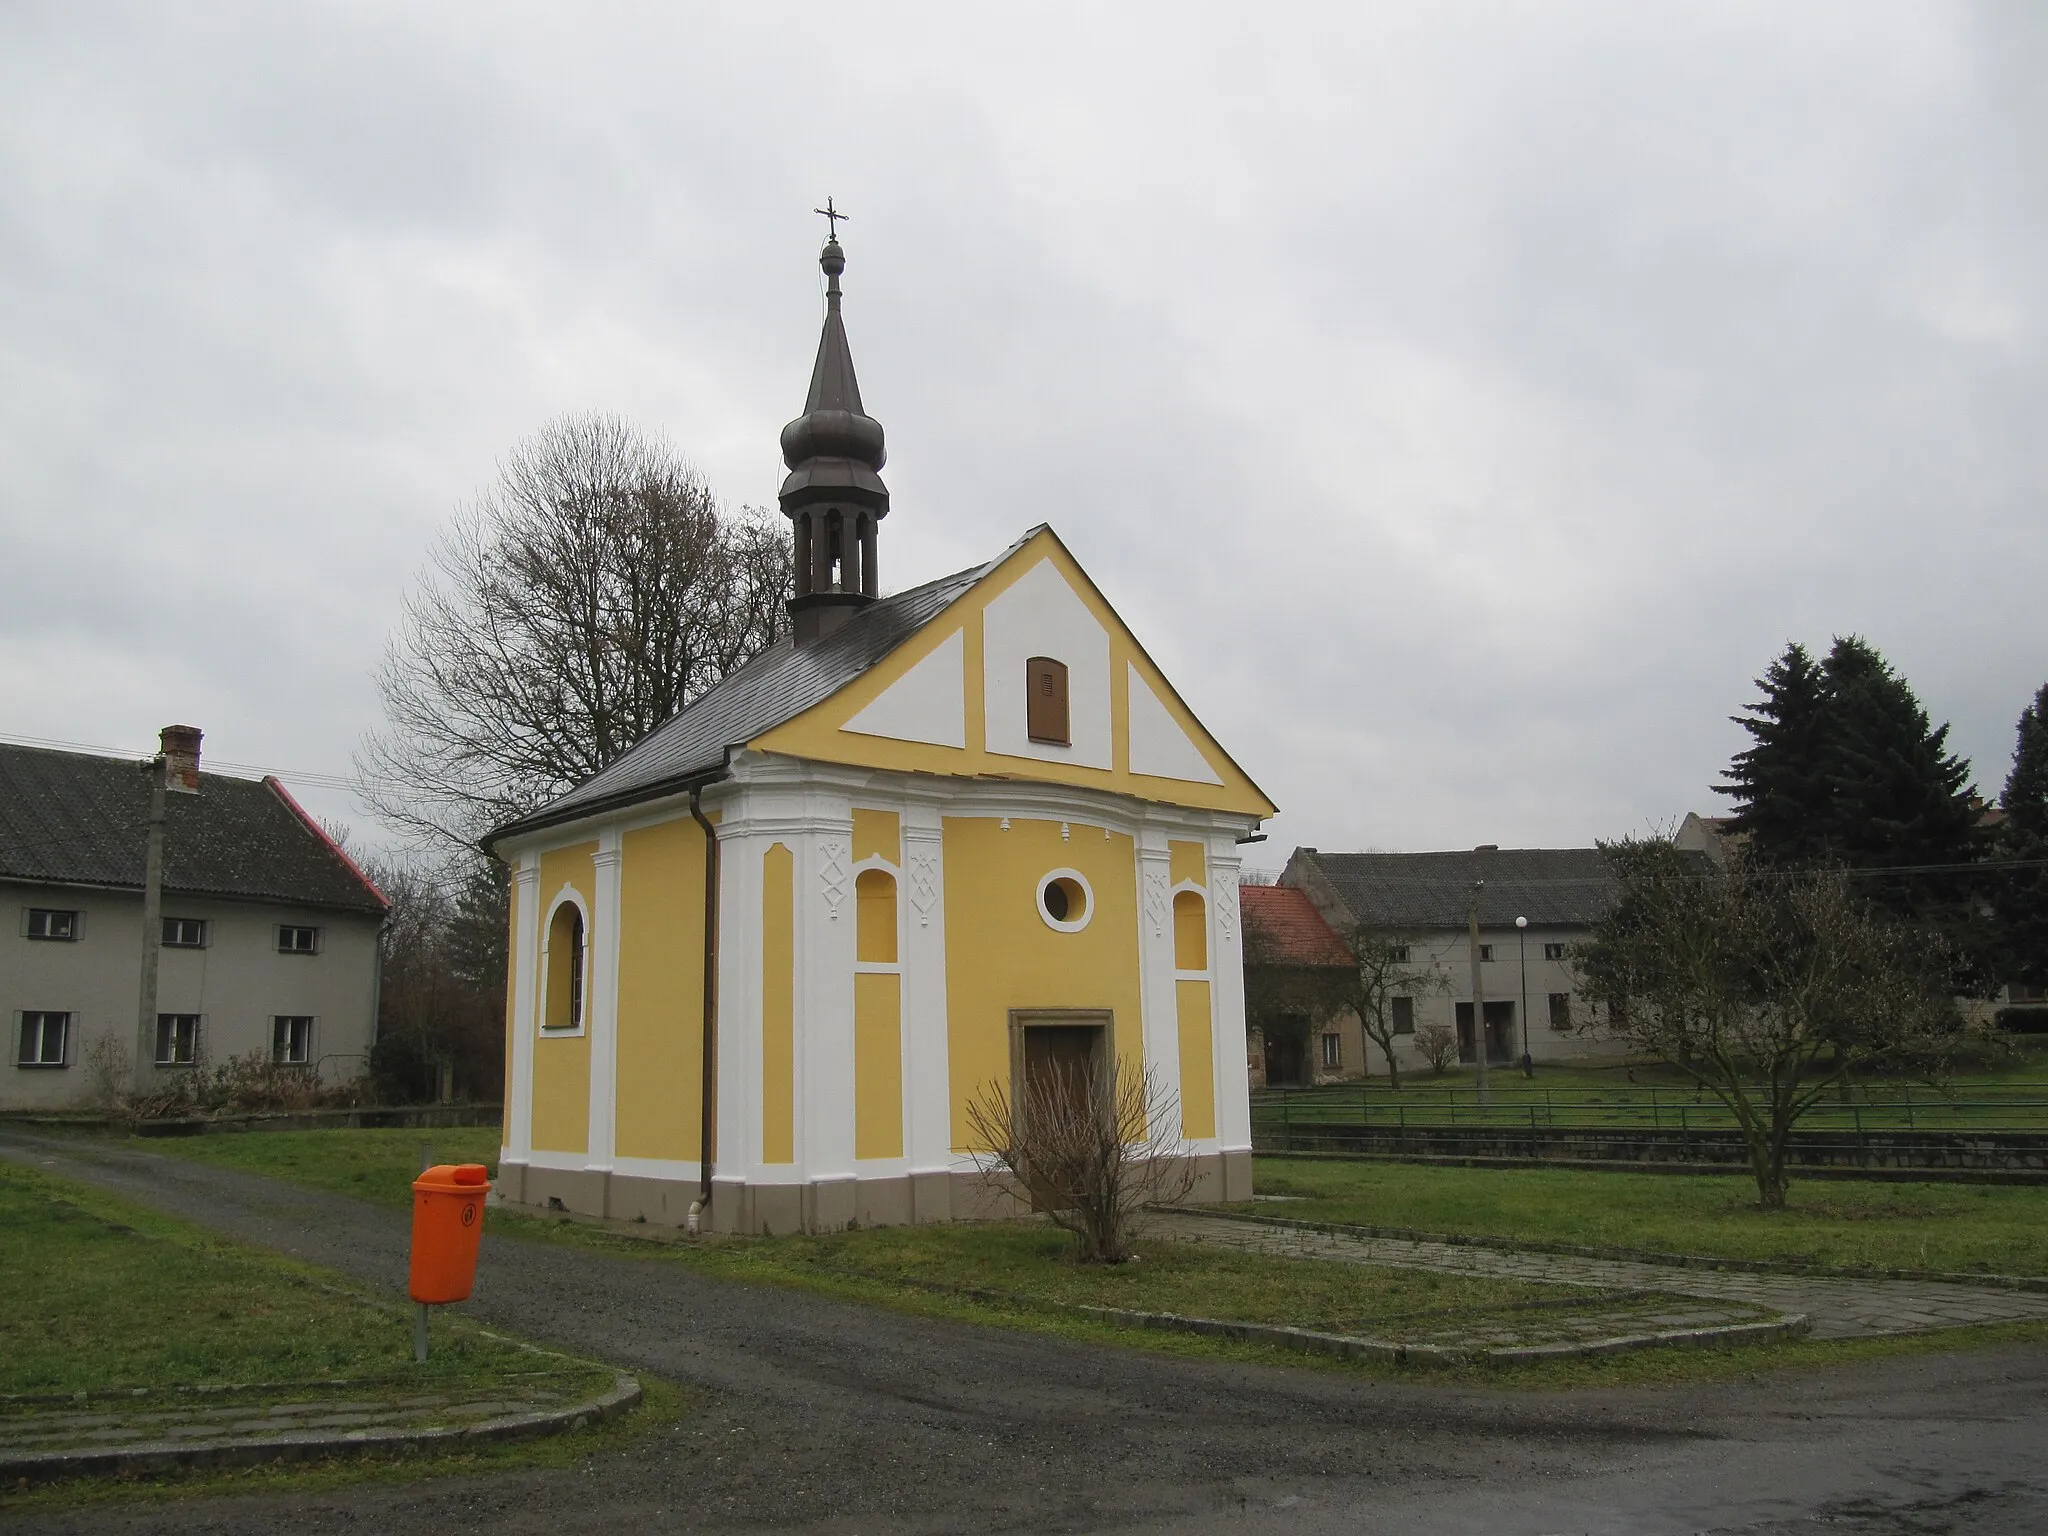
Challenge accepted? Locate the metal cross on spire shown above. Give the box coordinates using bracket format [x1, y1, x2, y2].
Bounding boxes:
[814, 197, 848, 240]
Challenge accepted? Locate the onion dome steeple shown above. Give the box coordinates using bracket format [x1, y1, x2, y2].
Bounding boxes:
[782, 201, 889, 644]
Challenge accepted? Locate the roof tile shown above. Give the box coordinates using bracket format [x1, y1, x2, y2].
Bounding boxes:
[0, 744, 389, 914]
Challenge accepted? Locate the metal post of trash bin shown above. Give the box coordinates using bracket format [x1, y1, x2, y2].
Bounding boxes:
[415, 1303, 430, 1362]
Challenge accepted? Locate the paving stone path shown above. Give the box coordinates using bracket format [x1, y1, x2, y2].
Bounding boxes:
[0, 1381, 588, 1461]
[0, 1369, 644, 1484]
[1152, 1212, 2048, 1339]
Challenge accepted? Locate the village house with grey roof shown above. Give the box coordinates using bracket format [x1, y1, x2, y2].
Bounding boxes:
[2, 727, 388, 1110]
[1271, 844, 1629, 1085]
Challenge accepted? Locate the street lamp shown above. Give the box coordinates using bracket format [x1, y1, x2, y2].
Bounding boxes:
[1514, 916, 1532, 1077]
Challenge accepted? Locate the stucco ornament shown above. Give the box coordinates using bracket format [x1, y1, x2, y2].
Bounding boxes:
[819, 839, 849, 919]
[1143, 867, 1171, 939]
[908, 851, 940, 927]
[1211, 876, 1238, 943]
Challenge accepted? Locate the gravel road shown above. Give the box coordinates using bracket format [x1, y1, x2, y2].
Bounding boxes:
[6, 1130, 2047, 1535]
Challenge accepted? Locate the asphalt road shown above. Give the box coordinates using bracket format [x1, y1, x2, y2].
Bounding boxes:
[6, 1130, 2047, 1535]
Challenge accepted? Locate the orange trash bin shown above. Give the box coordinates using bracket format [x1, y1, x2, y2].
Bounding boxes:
[410, 1163, 490, 1304]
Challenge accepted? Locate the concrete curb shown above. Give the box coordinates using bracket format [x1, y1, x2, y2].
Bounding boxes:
[1068, 1304, 1812, 1365]
[0, 1372, 641, 1487]
[1186, 1206, 2048, 1294]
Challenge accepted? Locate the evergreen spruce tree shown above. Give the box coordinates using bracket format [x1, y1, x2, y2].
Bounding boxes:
[1719, 642, 1833, 867]
[1722, 637, 1985, 964]
[1995, 683, 2048, 990]
[1816, 639, 1980, 864]
[1812, 637, 1984, 954]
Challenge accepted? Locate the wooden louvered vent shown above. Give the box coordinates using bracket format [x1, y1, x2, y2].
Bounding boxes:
[1026, 657, 1070, 745]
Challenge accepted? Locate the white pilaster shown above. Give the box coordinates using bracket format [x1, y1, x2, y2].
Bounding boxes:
[1134, 830, 1182, 1120]
[506, 855, 541, 1160]
[901, 801, 951, 1172]
[1208, 835, 1251, 1154]
[799, 795, 857, 1181]
[586, 833, 623, 1171]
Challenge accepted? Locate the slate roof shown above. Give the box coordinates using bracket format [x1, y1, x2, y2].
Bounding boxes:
[1240, 884, 1353, 966]
[1295, 847, 1620, 931]
[0, 743, 388, 915]
[491, 555, 997, 843]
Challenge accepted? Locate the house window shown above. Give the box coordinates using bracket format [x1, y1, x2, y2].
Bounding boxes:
[17, 1012, 70, 1067]
[1389, 945, 1411, 964]
[1543, 942, 1567, 962]
[1477, 944, 1494, 962]
[2011, 984, 2048, 1005]
[277, 925, 320, 955]
[155, 1014, 199, 1067]
[1549, 992, 1572, 1030]
[545, 904, 586, 1030]
[1391, 996, 1415, 1035]
[273, 1016, 314, 1065]
[162, 917, 208, 948]
[1025, 657, 1070, 745]
[25, 909, 79, 941]
[1321, 1032, 1342, 1068]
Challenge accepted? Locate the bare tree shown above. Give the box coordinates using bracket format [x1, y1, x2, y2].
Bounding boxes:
[358, 413, 790, 849]
[1573, 838, 1971, 1208]
[1413, 1022, 1460, 1075]
[1327, 926, 1449, 1090]
[964, 1061, 1196, 1264]
[366, 853, 507, 1104]
[1240, 902, 1347, 1064]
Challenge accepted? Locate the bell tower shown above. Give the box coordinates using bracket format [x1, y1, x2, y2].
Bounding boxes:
[781, 206, 889, 644]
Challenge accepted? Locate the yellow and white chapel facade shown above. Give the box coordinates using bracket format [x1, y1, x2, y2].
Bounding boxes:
[489, 233, 1275, 1233]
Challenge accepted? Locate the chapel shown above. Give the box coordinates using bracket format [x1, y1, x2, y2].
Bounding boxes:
[488, 229, 1274, 1233]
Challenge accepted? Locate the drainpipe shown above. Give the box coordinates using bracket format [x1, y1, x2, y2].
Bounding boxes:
[686, 779, 723, 1234]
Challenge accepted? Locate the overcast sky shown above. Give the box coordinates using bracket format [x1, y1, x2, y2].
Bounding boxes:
[3, 2, 2043, 874]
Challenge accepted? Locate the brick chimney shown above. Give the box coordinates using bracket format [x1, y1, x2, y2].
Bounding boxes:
[160, 725, 202, 792]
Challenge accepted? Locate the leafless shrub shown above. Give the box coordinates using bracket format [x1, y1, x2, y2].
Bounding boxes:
[125, 1052, 370, 1121]
[79, 1035, 131, 1113]
[964, 1061, 1197, 1264]
[1413, 1022, 1460, 1075]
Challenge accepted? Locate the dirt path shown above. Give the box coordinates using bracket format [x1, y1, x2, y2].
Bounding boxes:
[5, 1131, 2047, 1535]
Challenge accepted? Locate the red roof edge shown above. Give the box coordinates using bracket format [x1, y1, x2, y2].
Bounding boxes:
[1240, 883, 1353, 966]
[265, 776, 390, 910]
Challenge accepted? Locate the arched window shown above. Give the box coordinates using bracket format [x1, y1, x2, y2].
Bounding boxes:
[1026, 657, 1070, 745]
[856, 868, 897, 965]
[1173, 889, 1207, 972]
[545, 903, 586, 1030]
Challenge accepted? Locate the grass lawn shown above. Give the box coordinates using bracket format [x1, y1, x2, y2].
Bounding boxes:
[1246, 1156, 2048, 1275]
[0, 1157, 606, 1400]
[128, 1124, 507, 1208]
[134, 1128, 1613, 1337]
[124, 1126, 2048, 1390]
[675, 1218, 1604, 1338]
[1253, 1040, 2048, 1134]
[138, 1126, 2048, 1279]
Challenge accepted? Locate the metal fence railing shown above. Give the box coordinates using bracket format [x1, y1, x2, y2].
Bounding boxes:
[1249, 1083, 2048, 1139]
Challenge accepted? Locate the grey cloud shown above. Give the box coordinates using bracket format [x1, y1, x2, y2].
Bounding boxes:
[1, 1, 2040, 868]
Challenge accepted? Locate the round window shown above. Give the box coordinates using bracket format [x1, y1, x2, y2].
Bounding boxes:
[1037, 869, 1092, 932]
